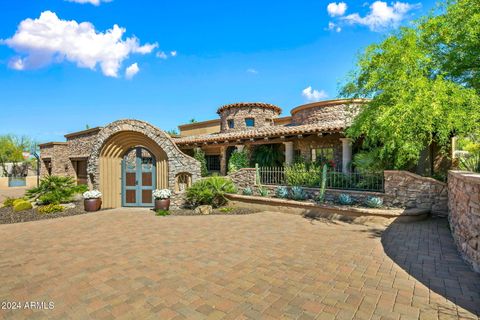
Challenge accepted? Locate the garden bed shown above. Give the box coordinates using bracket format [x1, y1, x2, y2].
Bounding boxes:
[156, 206, 258, 216]
[0, 201, 90, 225]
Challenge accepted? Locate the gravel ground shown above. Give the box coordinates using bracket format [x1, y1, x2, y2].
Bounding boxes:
[0, 201, 90, 225]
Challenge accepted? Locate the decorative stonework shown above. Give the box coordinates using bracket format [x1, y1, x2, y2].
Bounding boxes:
[291, 101, 362, 126]
[39, 143, 75, 178]
[87, 119, 201, 208]
[66, 130, 100, 157]
[448, 171, 480, 273]
[227, 168, 256, 191]
[218, 103, 281, 132]
[383, 170, 448, 215]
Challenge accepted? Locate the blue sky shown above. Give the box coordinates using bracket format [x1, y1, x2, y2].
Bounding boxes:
[0, 0, 436, 143]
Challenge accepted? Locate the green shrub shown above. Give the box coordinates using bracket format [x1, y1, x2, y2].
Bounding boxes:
[242, 187, 253, 196]
[228, 150, 249, 173]
[290, 186, 307, 201]
[338, 193, 354, 205]
[285, 162, 322, 187]
[3, 198, 18, 207]
[193, 148, 208, 177]
[219, 207, 234, 213]
[258, 186, 269, 197]
[275, 186, 289, 198]
[364, 196, 383, 208]
[459, 151, 480, 173]
[12, 199, 25, 207]
[38, 204, 64, 214]
[26, 176, 85, 205]
[155, 210, 170, 216]
[186, 176, 236, 208]
[13, 200, 32, 212]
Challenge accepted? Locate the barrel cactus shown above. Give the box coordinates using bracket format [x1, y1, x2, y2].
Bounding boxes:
[364, 196, 383, 208]
[275, 186, 289, 199]
[338, 193, 354, 205]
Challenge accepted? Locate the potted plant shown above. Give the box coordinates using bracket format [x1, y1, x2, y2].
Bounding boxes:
[83, 190, 102, 212]
[153, 189, 172, 210]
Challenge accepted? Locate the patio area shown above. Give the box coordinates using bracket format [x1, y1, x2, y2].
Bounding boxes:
[0, 209, 479, 319]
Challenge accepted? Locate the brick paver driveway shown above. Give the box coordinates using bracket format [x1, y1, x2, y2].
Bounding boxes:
[0, 210, 479, 320]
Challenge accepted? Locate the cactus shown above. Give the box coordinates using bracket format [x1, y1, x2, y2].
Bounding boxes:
[290, 186, 307, 200]
[275, 186, 289, 199]
[242, 187, 253, 196]
[364, 196, 383, 208]
[316, 164, 328, 203]
[338, 193, 354, 205]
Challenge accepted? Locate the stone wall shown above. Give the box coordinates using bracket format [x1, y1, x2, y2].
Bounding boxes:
[40, 143, 76, 178]
[66, 130, 100, 156]
[293, 134, 343, 168]
[228, 168, 257, 190]
[448, 171, 480, 273]
[291, 102, 361, 126]
[219, 106, 280, 132]
[384, 170, 448, 215]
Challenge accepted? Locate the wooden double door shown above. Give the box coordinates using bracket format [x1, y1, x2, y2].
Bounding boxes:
[122, 147, 156, 207]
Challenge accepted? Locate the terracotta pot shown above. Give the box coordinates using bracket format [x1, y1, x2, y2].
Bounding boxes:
[84, 198, 102, 212]
[154, 198, 170, 211]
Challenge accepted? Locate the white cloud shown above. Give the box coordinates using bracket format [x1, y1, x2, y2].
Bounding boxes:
[302, 86, 328, 102]
[170, 51, 177, 57]
[328, 22, 342, 32]
[246, 68, 258, 74]
[342, 1, 420, 31]
[327, 2, 347, 17]
[156, 51, 168, 59]
[1, 11, 157, 77]
[125, 63, 139, 79]
[66, 0, 111, 5]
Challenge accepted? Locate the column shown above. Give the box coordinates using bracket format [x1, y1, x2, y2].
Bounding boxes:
[220, 146, 227, 175]
[340, 138, 353, 173]
[283, 141, 294, 166]
[236, 145, 244, 152]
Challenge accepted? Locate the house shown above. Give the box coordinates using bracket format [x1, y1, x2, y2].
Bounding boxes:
[39, 99, 366, 208]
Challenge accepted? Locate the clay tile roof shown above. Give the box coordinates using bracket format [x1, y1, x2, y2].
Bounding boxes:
[173, 121, 346, 145]
[217, 102, 282, 115]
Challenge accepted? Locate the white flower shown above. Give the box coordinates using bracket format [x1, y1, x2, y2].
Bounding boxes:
[83, 190, 102, 199]
[152, 189, 171, 199]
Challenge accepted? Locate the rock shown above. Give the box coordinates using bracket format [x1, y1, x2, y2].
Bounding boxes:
[61, 203, 76, 210]
[195, 205, 213, 215]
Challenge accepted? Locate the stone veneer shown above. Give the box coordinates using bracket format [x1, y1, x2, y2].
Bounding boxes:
[383, 170, 448, 215]
[219, 105, 280, 132]
[39, 143, 75, 178]
[291, 102, 361, 126]
[448, 170, 480, 273]
[87, 120, 201, 208]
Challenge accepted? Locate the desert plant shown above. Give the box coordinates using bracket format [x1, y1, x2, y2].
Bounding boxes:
[258, 186, 269, 197]
[13, 200, 32, 212]
[193, 148, 208, 177]
[155, 210, 170, 216]
[364, 196, 383, 208]
[228, 150, 249, 173]
[338, 193, 354, 205]
[26, 176, 86, 205]
[186, 176, 236, 208]
[2, 197, 17, 207]
[316, 164, 328, 203]
[219, 207, 234, 213]
[290, 186, 307, 201]
[38, 204, 64, 214]
[242, 187, 253, 195]
[459, 152, 480, 173]
[275, 186, 289, 199]
[285, 161, 323, 187]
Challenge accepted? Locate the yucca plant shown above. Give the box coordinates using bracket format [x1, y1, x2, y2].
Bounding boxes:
[459, 152, 480, 173]
[26, 176, 87, 204]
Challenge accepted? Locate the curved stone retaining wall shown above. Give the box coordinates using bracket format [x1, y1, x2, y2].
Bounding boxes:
[448, 171, 480, 273]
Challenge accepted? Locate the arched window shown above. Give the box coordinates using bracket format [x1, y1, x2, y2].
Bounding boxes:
[175, 172, 192, 192]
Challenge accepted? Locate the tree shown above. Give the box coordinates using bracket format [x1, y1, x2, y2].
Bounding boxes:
[0, 135, 34, 177]
[341, 4, 480, 171]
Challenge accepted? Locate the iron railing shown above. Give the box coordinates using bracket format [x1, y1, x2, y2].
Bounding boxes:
[258, 166, 384, 192]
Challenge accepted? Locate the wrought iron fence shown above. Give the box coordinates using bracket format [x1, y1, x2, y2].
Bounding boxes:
[258, 166, 384, 192]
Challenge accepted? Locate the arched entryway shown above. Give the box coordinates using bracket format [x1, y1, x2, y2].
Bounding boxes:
[98, 131, 168, 208]
[122, 147, 156, 207]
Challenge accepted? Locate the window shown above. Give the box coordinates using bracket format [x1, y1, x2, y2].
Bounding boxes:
[245, 118, 255, 127]
[312, 147, 335, 164]
[227, 119, 234, 129]
[205, 155, 221, 171]
[265, 118, 273, 126]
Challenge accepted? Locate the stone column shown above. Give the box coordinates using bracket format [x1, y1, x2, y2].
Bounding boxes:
[340, 138, 353, 173]
[283, 141, 294, 166]
[220, 146, 227, 175]
[236, 145, 244, 152]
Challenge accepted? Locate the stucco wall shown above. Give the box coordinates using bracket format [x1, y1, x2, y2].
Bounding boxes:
[448, 171, 480, 273]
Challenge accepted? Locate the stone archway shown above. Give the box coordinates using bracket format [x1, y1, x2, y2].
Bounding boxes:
[87, 120, 201, 209]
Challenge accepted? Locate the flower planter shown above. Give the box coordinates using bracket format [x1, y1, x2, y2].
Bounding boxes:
[154, 198, 170, 211]
[84, 198, 102, 212]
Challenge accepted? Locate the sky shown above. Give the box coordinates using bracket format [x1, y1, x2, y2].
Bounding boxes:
[0, 0, 437, 143]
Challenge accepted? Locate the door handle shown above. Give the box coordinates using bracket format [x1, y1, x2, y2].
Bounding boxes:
[136, 180, 138, 185]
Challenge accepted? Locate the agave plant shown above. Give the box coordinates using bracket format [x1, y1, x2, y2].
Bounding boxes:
[242, 187, 253, 195]
[290, 186, 307, 201]
[258, 186, 270, 197]
[364, 196, 383, 208]
[275, 186, 289, 199]
[338, 193, 354, 205]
